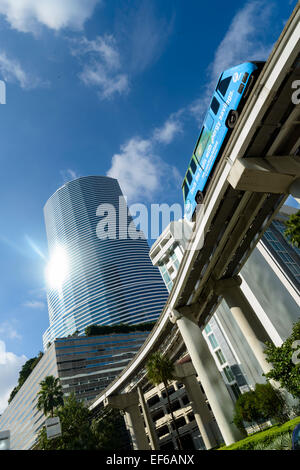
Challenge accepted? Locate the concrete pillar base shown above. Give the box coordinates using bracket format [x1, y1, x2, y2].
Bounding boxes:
[172, 311, 244, 446]
[174, 361, 218, 449]
[214, 276, 273, 376]
[105, 391, 150, 450]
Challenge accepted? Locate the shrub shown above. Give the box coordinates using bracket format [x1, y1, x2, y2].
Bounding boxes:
[219, 416, 300, 450]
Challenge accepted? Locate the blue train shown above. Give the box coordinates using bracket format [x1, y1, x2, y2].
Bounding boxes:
[182, 61, 265, 220]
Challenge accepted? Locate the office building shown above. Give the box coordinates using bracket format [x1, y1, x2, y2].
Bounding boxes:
[43, 176, 168, 349]
[0, 329, 150, 450]
[146, 205, 300, 447]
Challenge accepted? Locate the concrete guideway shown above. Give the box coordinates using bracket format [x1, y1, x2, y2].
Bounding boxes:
[90, 4, 300, 449]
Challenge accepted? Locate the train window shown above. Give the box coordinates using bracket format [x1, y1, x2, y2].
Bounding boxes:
[210, 97, 220, 115]
[183, 181, 189, 200]
[195, 128, 210, 162]
[217, 76, 231, 97]
[186, 169, 193, 185]
[190, 157, 197, 174]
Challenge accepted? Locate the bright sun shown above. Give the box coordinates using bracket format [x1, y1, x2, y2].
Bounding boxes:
[45, 246, 69, 290]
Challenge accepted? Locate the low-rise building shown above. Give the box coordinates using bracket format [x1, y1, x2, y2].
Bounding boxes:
[0, 330, 150, 450]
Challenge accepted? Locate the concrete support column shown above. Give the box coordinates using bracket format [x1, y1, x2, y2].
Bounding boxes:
[215, 276, 273, 376]
[137, 386, 159, 450]
[174, 361, 218, 449]
[170, 310, 244, 446]
[104, 391, 150, 450]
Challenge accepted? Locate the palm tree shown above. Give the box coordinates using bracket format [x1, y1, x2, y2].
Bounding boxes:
[284, 210, 300, 248]
[37, 375, 64, 418]
[146, 352, 183, 450]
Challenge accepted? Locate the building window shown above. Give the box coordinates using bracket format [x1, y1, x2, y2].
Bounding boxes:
[215, 349, 226, 366]
[162, 386, 175, 399]
[157, 425, 169, 438]
[230, 383, 241, 400]
[151, 409, 164, 422]
[208, 333, 218, 349]
[181, 395, 190, 406]
[223, 366, 235, 383]
[147, 394, 160, 407]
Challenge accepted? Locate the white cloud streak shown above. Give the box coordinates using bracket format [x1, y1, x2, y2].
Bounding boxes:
[71, 35, 129, 100]
[0, 321, 22, 340]
[0, 50, 38, 89]
[153, 115, 183, 145]
[60, 168, 80, 183]
[0, 0, 100, 34]
[23, 300, 46, 310]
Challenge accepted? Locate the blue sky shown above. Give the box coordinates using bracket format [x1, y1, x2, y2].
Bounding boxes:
[0, 0, 298, 413]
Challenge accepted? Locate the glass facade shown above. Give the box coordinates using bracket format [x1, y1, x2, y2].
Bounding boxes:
[55, 332, 150, 403]
[43, 176, 168, 349]
[262, 219, 300, 286]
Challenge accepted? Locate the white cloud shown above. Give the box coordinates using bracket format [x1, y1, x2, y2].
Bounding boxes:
[107, 137, 181, 202]
[153, 115, 183, 145]
[72, 35, 129, 100]
[0, 321, 22, 340]
[0, 50, 38, 89]
[60, 168, 80, 183]
[0, 0, 100, 34]
[211, 0, 273, 79]
[23, 300, 45, 310]
[0, 340, 27, 414]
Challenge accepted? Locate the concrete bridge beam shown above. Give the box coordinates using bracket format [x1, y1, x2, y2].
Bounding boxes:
[227, 156, 300, 203]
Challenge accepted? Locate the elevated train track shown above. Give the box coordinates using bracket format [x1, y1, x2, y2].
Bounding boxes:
[90, 3, 300, 416]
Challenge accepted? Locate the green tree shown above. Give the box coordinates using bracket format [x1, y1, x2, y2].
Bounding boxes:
[37, 375, 64, 418]
[8, 352, 43, 403]
[254, 383, 287, 424]
[37, 394, 97, 450]
[37, 394, 127, 450]
[233, 390, 263, 431]
[91, 408, 129, 450]
[283, 210, 300, 247]
[146, 352, 183, 450]
[264, 320, 300, 400]
[233, 383, 289, 433]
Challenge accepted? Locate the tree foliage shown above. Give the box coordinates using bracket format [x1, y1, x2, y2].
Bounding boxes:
[284, 209, 300, 248]
[8, 352, 43, 403]
[37, 394, 96, 450]
[36, 394, 127, 450]
[146, 352, 183, 450]
[264, 320, 300, 399]
[233, 383, 288, 432]
[91, 408, 129, 450]
[85, 322, 156, 336]
[37, 375, 64, 418]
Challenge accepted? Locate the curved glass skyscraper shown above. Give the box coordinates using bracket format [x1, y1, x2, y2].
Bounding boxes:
[42, 176, 168, 349]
